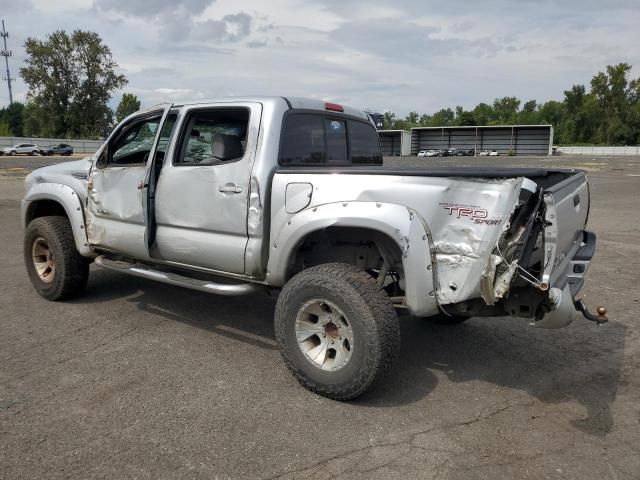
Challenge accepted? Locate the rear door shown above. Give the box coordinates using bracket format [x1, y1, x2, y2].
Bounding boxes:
[152, 102, 262, 274]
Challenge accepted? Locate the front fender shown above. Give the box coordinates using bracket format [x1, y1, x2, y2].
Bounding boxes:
[22, 182, 93, 257]
[267, 201, 440, 316]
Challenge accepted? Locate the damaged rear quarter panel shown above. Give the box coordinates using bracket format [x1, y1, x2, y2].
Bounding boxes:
[269, 172, 523, 309]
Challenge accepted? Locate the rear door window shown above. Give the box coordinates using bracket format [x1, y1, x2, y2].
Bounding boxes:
[175, 108, 249, 166]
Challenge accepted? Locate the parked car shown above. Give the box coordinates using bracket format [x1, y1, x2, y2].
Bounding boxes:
[489, 150, 499, 156]
[455, 149, 474, 156]
[39, 143, 74, 156]
[440, 148, 450, 156]
[21, 96, 606, 400]
[478, 150, 490, 156]
[417, 150, 439, 157]
[2, 143, 40, 156]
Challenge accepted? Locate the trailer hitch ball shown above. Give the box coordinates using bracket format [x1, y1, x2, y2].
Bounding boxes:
[574, 299, 609, 325]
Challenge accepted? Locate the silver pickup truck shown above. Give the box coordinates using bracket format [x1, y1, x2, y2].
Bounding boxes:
[22, 97, 606, 400]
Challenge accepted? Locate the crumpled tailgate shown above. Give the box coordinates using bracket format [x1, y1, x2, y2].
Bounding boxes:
[542, 171, 590, 289]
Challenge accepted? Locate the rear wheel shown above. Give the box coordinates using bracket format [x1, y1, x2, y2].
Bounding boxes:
[24, 216, 89, 300]
[31, 150, 39, 156]
[275, 263, 400, 400]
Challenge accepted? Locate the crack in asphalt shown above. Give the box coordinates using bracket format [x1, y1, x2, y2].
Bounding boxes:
[266, 400, 536, 479]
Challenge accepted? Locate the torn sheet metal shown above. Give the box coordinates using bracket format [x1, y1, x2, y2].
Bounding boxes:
[480, 254, 503, 305]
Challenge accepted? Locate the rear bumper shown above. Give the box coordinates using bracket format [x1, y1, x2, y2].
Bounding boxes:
[535, 230, 605, 328]
[566, 230, 596, 297]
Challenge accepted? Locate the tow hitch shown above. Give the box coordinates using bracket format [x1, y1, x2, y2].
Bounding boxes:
[574, 299, 608, 325]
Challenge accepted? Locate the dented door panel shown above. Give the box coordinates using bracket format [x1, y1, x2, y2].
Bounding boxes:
[152, 102, 263, 275]
[86, 165, 150, 260]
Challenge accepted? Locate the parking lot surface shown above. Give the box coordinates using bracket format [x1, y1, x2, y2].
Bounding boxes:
[1, 154, 639, 479]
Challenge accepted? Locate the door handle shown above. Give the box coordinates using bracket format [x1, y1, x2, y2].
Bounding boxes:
[218, 184, 242, 194]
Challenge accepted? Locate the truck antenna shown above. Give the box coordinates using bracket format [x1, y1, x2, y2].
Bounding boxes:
[1, 19, 15, 104]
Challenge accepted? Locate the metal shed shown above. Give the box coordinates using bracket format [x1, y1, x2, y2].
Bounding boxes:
[410, 125, 553, 156]
[378, 130, 411, 156]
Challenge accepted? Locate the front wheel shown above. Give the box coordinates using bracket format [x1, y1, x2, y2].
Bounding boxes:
[9, 150, 16, 156]
[275, 263, 400, 400]
[24, 216, 89, 300]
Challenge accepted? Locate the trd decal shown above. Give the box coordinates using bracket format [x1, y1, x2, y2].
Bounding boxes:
[440, 203, 502, 225]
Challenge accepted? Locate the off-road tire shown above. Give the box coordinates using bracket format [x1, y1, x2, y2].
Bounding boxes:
[24, 216, 89, 301]
[274, 263, 401, 400]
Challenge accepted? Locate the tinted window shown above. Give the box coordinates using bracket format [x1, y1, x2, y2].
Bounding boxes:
[349, 121, 382, 165]
[324, 119, 347, 161]
[175, 108, 249, 166]
[279, 114, 326, 165]
[279, 113, 381, 166]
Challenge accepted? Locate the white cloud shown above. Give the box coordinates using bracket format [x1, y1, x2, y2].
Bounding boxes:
[0, 0, 638, 116]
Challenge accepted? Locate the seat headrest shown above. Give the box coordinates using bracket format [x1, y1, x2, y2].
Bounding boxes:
[211, 133, 243, 161]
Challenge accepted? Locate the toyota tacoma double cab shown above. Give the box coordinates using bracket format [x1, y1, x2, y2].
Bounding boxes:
[22, 97, 606, 400]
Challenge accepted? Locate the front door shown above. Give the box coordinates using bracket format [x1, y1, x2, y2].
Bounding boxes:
[86, 107, 176, 259]
[152, 103, 262, 275]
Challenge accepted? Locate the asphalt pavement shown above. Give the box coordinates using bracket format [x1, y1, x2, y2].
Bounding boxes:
[1, 154, 639, 479]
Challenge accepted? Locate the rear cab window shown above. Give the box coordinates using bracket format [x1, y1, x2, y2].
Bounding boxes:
[279, 112, 382, 166]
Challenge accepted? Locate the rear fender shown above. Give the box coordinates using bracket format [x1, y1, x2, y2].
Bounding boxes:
[22, 182, 93, 257]
[267, 201, 440, 316]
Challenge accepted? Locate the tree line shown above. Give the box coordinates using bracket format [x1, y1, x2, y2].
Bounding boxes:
[0, 30, 140, 139]
[383, 63, 640, 145]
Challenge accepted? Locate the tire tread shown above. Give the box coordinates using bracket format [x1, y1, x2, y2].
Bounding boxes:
[275, 263, 400, 400]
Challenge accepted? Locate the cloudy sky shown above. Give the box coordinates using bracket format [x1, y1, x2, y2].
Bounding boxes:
[1, 0, 639, 115]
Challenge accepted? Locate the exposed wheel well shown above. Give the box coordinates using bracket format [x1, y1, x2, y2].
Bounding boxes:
[26, 200, 67, 224]
[288, 227, 405, 293]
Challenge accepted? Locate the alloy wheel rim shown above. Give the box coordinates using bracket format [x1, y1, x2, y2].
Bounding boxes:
[295, 299, 354, 371]
[32, 237, 55, 283]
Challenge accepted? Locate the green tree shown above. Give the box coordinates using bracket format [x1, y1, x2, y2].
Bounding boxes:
[375, 62, 640, 145]
[22, 102, 45, 137]
[518, 100, 538, 125]
[382, 111, 396, 129]
[493, 96, 520, 124]
[115, 93, 141, 123]
[20, 29, 127, 138]
[418, 113, 431, 126]
[590, 63, 637, 144]
[429, 108, 455, 126]
[472, 103, 494, 125]
[405, 111, 419, 128]
[0, 102, 25, 136]
[0, 120, 11, 136]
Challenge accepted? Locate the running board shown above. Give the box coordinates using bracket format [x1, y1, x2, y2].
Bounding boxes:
[94, 255, 260, 296]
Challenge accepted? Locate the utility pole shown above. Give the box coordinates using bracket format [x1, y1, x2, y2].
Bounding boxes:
[1, 19, 14, 104]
